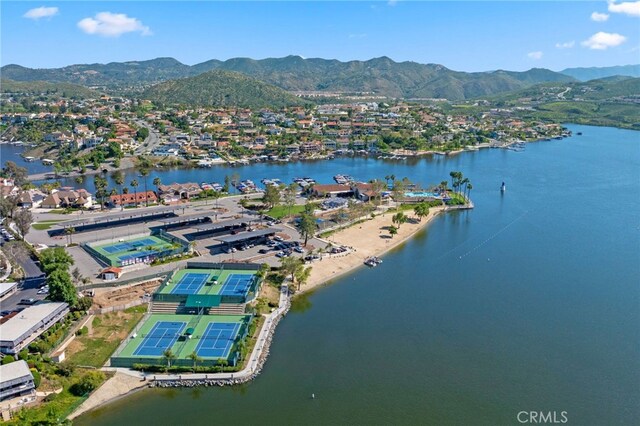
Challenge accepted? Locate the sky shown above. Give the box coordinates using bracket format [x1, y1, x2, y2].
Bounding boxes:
[2, 1, 639, 72]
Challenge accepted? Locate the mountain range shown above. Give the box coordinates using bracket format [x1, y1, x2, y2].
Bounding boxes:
[1, 56, 637, 106]
[560, 65, 640, 82]
[1, 56, 577, 100]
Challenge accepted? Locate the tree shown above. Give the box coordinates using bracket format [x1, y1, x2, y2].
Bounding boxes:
[294, 265, 312, 291]
[1, 161, 28, 186]
[13, 209, 33, 240]
[65, 227, 76, 245]
[217, 359, 228, 372]
[140, 169, 150, 207]
[114, 172, 125, 211]
[153, 177, 162, 192]
[223, 175, 230, 193]
[280, 256, 304, 284]
[93, 176, 108, 211]
[392, 212, 407, 229]
[70, 371, 105, 396]
[72, 267, 82, 284]
[283, 183, 297, 217]
[0, 194, 19, 219]
[391, 179, 406, 202]
[369, 179, 386, 204]
[413, 203, 430, 222]
[39, 247, 74, 274]
[162, 349, 177, 369]
[298, 206, 317, 246]
[388, 225, 398, 238]
[262, 185, 281, 210]
[47, 269, 77, 305]
[466, 183, 473, 201]
[188, 351, 202, 371]
[130, 179, 139, 208]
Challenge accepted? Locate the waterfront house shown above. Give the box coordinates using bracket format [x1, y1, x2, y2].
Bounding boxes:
[109, 191, 158, 208]
[310, 184, 353, 198]
[158, 182, 202, 202]
[41, 189, 93, 209]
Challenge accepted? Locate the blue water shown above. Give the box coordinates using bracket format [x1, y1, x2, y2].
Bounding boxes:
[71, 124, 640, 425]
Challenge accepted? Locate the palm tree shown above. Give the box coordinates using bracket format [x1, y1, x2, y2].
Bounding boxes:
[466, 183, 473, 201]
[153, 177, 162, 195]
[392, 212, 407, 229]
[130, 179, 139, 208]
[413, 203, 429, 222]
[388, 225, 398, 238]
[440, 181, 448, 194]
[294, 265, 312, 291]
[217, 358, 228, 372]
[114, 172, 125, 211]
[162, 349, 177, 369]
[460, 178, 469, 197]
[140, 168, 150, 207]
[65, 227, 76, 245]
[187, 351, 202, 372]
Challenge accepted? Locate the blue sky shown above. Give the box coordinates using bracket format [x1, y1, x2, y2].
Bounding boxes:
[2, 1, 639, 72]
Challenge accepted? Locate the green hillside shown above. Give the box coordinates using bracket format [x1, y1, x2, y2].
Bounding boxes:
[141, 70, 307, 108]
[1, 79, 101, 99]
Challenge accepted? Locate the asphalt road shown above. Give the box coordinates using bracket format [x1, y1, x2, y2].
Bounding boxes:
[0, 241, 46, 313]
[134, 120, 162, 155]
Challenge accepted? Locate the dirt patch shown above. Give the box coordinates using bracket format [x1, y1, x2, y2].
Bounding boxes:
[92, 279, 161, 309]
[260, 284, 280, 305]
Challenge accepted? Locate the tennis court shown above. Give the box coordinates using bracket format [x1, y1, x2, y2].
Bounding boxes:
[171, 272, 211, 294]
[90, 235, 178, 267]
[220, 274, 254, 297]
[101, 238, 158, 254]
[132, 321, 186, 357]
[195, 322, 241, 358]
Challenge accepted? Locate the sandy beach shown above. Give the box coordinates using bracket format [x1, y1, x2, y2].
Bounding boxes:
[300, 205, 452, 294]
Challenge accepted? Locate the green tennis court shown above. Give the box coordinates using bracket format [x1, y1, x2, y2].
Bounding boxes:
[159, 268, 256, 296]
[90, 235, 176, 267]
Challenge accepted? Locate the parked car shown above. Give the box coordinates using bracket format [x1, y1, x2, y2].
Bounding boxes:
[258, 249, 269, 254]
[19, 298, 37, 305]
[294, 247, 305, 253]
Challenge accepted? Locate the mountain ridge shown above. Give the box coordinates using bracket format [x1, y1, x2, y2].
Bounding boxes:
[1, 56, 577, 100]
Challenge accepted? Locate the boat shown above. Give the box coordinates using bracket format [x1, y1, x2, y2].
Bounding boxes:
[577, 132, 582, 136]
[364, 256, 383, 267]
[500, 182, 506, 192]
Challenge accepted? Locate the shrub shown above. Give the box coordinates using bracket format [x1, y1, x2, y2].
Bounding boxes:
[70, 371, 105, 396]
[30, 369, 41, 388]
[76, 326, 88, 336]
[18, 349, 29, 361]
[2, 355, 16, 365]
[56, 364, 74, 377]
[74, 297, 93, 312]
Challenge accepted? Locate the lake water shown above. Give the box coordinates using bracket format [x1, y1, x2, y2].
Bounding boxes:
[70, 124, 639, 425]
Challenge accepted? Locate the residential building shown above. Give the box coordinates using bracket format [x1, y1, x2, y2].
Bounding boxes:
[0, 302, 69, 355]
[0, 360, 35, 402]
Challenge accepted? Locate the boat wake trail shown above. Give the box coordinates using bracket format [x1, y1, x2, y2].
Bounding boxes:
[457, 210, 529, 260]
[434, 210, 530, 262]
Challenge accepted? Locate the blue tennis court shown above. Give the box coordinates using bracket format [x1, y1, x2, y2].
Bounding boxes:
[102, 238, 158, 254]
[133, 321, 186, 356]
[195, 322, 241, 358]
[171, 272, 210, 294]
[220, 274, 254, 296]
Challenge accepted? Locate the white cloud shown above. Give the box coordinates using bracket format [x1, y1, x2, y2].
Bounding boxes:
[591, 12, 610, 21]
[582, 32, 627, 49]
[23, 6, 59, 20]
[527, 51, 543, 60]
[77, 12, 151, 37]
[555, 41, 575, 49]
[608, 1, 640, 17]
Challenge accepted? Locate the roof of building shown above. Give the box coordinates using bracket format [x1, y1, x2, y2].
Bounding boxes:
[191, 218, 249, 230]
[0, 302, 68, 343]
[57, 206, 180, 228]
[215, 228, 281, 244]
[311, 184, 352, 194]
[0, 360, 33, 384]
[0, 282, 18, 297]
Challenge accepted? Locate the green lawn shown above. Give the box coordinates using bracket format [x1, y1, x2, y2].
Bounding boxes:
[267, 203, 316, 219]
[32, 221, 61, 230]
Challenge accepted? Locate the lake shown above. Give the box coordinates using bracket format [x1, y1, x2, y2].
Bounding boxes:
[70, 124, 639, 424]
